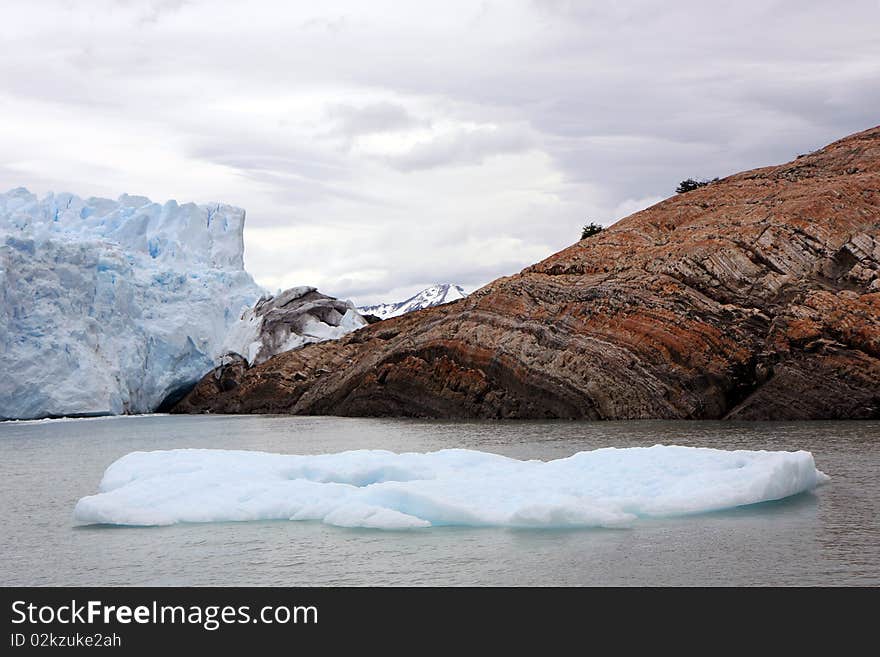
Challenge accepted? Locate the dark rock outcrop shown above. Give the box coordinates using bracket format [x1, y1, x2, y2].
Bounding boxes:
[175, 126, 880, 420]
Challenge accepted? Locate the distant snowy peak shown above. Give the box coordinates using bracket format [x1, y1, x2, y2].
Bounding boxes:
[359, 284, 467, 320]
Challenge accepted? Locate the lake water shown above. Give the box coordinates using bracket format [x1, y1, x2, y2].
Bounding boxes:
[1, 415, 877, 586]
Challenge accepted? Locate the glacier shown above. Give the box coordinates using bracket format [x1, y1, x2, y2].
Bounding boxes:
[0, 187, 264, 419]
[73, 445, 829, 529]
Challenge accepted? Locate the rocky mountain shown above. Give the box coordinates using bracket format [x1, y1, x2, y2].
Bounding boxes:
[222, 286, 367, 366]
[174, 125, 880, 421]
[0, 189, 263, 419]
[358, 283, 467, 320]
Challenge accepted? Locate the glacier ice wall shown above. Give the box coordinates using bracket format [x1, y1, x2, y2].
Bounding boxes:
[0, 187, 264, 419]
[73, 445, 829, 529]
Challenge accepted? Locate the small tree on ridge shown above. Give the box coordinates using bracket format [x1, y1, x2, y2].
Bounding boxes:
[676, 177, 720, 194]
[581, 222, 604, 240]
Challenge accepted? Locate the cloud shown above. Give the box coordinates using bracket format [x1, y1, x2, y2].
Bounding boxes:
[124, 0, 191, 25]
[385, 125, 534, 171]
[326, 101, 426, 139]
[0, 0, 878, 303]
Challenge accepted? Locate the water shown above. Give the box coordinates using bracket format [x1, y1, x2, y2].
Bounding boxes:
[1, 415, 877, 586]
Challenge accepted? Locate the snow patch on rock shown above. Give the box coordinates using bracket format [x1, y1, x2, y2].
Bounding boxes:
[222, 286, 368, 366]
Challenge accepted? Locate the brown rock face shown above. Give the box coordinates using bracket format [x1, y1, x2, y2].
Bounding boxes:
[175, 126, 880, 420]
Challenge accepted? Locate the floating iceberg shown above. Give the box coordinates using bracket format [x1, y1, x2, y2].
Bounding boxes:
[0, 188, 264, 419]
[73, 445, 829, 529]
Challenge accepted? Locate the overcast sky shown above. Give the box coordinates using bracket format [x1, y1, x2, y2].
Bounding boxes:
[2, 1, 878, 304]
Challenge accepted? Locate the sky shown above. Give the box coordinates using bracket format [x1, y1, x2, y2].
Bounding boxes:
[1, 1, 878, 305]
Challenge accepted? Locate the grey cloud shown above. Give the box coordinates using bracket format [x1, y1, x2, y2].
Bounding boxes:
[739, 73, 880, 135]
[300, 15, 349, 33]
[124, 0, 191, 26]
[326, 101, 427, 139]
[385, 126, 534, 171]
[191, 138, 349, 178]
[185, 138, 394, 215]
[235, 169, 392, 216]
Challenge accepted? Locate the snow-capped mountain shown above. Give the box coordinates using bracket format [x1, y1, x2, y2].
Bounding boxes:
[0, 188, 264, 419]
[358, 283, 467, 320]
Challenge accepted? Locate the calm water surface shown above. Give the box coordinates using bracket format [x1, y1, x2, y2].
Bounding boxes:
[1, 415, 877, 586]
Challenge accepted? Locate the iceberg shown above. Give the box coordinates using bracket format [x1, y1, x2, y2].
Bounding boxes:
[73, 445, 829, 529]
[0, 188, 264, 419]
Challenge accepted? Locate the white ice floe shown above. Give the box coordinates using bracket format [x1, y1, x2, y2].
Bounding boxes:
[73, 445, 829, 529]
